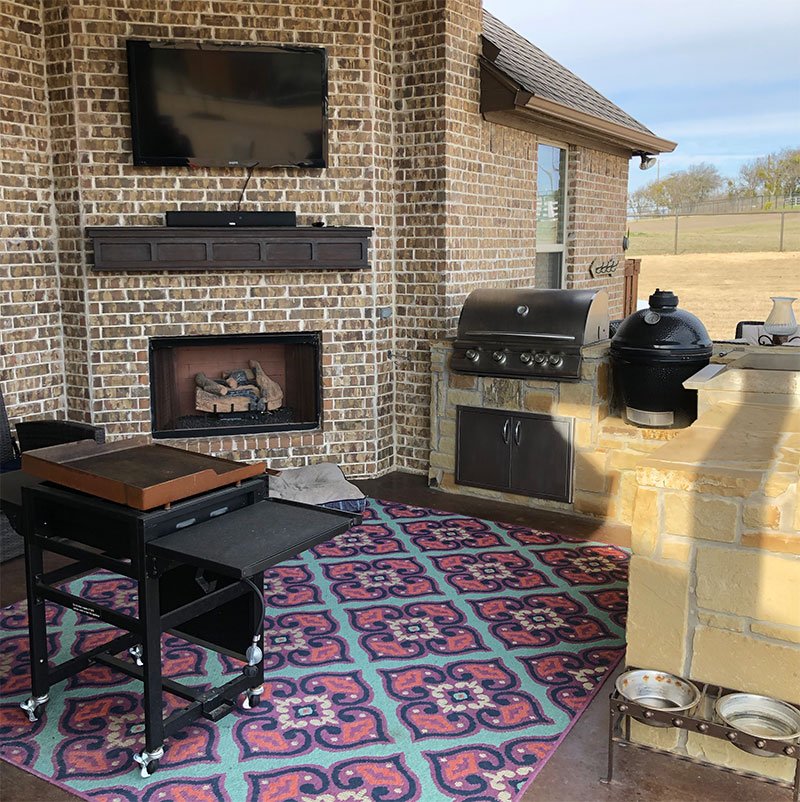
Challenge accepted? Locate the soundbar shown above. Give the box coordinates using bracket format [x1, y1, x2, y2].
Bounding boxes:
[165, 210, 297, 228]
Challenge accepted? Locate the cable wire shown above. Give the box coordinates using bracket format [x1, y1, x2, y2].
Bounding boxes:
[235, 161, 259, 211]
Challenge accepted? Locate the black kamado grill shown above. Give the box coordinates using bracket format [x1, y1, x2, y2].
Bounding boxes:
[451, 288, 610, 380]
[611, 289, 712, 428]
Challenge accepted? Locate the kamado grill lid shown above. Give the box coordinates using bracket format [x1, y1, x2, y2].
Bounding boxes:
[611, 289, 712, 359]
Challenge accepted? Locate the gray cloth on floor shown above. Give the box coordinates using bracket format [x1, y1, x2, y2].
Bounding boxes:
[269, 462, 364, 506]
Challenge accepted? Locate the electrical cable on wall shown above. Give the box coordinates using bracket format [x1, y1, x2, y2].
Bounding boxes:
[236, 162, 259, 211]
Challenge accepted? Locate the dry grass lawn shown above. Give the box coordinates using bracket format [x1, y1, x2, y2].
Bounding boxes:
[637, 252, 800, 341]
[628, 212, 800, 255]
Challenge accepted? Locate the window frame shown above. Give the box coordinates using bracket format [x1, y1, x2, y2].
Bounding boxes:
[535, 139, 570, 289]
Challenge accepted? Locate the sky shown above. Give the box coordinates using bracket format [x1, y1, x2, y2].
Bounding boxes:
[482, 0, 800, 194]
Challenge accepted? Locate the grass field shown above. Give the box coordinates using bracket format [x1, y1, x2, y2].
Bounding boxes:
[637, 252, 800, 341]
[628, 211, 800, 256]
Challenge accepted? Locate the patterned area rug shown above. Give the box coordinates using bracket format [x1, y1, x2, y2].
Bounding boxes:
[0, 499, 628, 802]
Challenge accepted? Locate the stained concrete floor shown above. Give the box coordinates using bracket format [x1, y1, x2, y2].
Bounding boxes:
[0, 471, 792, 801]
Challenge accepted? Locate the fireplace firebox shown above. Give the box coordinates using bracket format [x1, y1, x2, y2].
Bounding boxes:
[149, 333, 321, 439]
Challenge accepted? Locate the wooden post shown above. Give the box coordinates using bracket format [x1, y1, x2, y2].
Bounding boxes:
[780, 212, 785, 252]
[673, 214, 680, 255]
[623, 258, 641, 317]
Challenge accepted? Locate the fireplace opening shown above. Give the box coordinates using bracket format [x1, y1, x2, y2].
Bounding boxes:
[149, 332, 321, 439]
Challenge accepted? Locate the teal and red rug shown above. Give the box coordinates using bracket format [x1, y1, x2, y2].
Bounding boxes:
[0, 499, 628, 801]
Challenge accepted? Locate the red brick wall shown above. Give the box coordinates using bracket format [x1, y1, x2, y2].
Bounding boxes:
[566, 146, 629, 317]
[32, 0, 395, 475]
[1, 0, 632, 477]
[1, 0, 63, 421]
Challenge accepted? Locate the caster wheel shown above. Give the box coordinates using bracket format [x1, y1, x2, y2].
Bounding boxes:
[128, 645, 144, 667]
[20, 695, 48, 723]
[133, 746, 164, 778]
[242, 686, 264, 710]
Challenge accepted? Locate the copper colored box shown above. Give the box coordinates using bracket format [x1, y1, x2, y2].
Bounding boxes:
[20, 437, 265, 510]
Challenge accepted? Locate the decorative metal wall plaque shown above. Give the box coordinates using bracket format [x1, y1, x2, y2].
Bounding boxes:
[589, 256, 620, 278]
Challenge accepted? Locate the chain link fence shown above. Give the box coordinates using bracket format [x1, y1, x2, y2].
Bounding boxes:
[626, 211, 800, 256]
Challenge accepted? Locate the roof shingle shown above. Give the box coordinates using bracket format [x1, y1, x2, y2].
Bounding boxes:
[483, 10, 655, 137]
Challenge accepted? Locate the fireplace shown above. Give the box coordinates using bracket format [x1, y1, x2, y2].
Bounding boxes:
[149, 333, 321, 439]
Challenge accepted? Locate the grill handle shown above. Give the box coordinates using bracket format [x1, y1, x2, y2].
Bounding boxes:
[514, 420, 521, 446]
[502, 419, 510, 444]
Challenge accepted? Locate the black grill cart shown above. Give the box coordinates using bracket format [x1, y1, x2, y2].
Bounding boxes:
[20, 475, 358, 777]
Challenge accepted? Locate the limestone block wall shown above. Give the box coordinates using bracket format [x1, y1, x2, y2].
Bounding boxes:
[625, 371, 800, 782]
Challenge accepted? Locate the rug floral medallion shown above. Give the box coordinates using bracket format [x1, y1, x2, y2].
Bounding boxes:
[0, 499, 628, 802]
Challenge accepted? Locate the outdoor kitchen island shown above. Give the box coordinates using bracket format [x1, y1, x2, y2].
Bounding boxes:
[429, 341, 800, 787]
[429, 337, 682, 525]
[624, 353, 800, 787]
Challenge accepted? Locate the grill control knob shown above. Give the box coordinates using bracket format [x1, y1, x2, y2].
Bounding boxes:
[519, 352, 533, 364]
[548, 354, 564, 367]
[465, 348, 479, 362]
[533, 352, 547, 365]
[492, 350, 507, 364]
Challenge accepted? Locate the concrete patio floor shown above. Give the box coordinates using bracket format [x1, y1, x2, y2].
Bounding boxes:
[0, 471, 791, 801]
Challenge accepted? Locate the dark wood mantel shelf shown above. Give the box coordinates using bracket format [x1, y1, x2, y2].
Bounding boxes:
[86, 226, 372, 272]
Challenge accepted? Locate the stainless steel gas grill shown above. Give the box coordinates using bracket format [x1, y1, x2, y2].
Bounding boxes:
[451, 288, 610, 380]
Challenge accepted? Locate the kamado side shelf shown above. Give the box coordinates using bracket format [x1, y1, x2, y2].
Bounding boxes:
[17, 439, 360, 777]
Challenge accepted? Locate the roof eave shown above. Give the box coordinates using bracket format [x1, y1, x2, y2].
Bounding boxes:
[522, 95, 677, 154]
[479, 55, 677, 155]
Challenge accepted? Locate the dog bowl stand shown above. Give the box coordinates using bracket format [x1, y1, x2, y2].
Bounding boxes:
[603, 666, 800, 800]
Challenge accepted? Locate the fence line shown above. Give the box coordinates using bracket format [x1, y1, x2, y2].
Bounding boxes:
[626, 210, 800, 256]
[628, 193, 800, 219]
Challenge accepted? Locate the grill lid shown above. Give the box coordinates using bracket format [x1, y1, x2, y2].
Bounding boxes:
[611, 289, 712, 360]
[456, 288, 610, 344]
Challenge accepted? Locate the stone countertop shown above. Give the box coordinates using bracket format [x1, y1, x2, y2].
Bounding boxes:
[638, 401, 799, 501]
[639, 355, 799, 506]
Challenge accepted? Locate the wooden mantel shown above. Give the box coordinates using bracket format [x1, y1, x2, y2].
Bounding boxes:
[86, 226, 372, 272]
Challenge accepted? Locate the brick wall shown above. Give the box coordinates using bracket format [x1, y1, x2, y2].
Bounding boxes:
[392, 0, 449, 470]
[2, 0, 632, 478]
[34, 0, 395, 475]
[566, 146, 629, 317]
[0, 1, 63, 420]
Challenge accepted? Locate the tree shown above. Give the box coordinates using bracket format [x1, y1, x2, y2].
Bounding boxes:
[734, 148, 800, 197]
[630, 163, 723, 214]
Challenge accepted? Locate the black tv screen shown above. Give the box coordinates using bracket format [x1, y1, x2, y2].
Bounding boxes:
[126, 40, 327, 168]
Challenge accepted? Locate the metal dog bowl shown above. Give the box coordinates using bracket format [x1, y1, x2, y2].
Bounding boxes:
[616, 669, 701, 726]
[715, 693, 800, 757]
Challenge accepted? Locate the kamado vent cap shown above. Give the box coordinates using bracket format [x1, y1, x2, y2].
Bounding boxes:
[649, 289, 679, 309]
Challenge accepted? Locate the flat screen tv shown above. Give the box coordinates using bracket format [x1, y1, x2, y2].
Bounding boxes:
[126, 40, 327, 168]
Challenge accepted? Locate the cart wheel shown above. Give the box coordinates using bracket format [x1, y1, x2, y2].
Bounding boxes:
[133, 746, 164, 778]
[20, 695, 49, 724]
[242, 685, 264, 710]
[128, 644, 144, 667]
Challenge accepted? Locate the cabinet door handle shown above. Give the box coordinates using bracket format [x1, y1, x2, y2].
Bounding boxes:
[502, 419, 510, 444]
[514, 420, 521, 445]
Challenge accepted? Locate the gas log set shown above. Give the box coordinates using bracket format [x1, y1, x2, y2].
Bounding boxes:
[194, 359, 284, 415]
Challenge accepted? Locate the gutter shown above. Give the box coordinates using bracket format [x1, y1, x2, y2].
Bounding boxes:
[479, 47, 677, 155]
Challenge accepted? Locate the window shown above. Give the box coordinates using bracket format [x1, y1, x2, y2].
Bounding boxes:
[535, 143, 568, 288]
